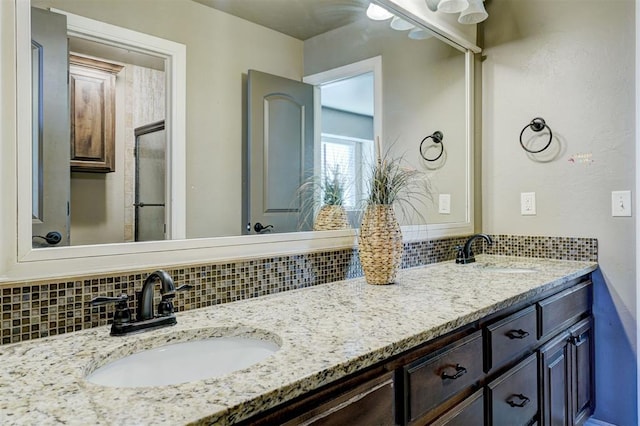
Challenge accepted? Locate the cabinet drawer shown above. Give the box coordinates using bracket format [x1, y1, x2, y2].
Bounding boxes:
[282, 372, 394, 426]
[538, 281, 591, 339]
[487, 353, 538, 426]
[404, 331, 483, 423]
[485, 305, 538, 372]
[431, 389, 484, 426]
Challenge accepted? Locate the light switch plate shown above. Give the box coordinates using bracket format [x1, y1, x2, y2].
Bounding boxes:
[438, 194, 451, 214]
[521, 192, 536, 215]
[612, 190, 632, 217]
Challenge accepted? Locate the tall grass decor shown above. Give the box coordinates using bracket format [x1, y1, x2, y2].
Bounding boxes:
[358, 141, 428, 285]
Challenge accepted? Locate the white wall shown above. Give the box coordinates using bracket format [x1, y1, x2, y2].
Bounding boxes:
[482, 1, 636, 424]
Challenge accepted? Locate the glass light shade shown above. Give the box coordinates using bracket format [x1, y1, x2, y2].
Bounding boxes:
[437, 0, 468, 14]
[366, 3, 394, 20]
[390, 16, 414, 31]
[408, 28, 432, 40]
[458, 0, 488, 24]
[425, 0, 441, 12]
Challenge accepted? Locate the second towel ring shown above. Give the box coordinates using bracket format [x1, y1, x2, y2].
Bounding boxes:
[519, 117, 553, 153]
[419, 131, 444, 162]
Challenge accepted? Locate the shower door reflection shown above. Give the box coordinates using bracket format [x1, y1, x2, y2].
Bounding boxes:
[134, 121, 166, 242]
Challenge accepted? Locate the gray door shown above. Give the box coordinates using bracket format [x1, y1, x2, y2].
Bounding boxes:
[134, 121, 166, 242]
[246, 70, 314, 234]
[31, 8, 70, 247]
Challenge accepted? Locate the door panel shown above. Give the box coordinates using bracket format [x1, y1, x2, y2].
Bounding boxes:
[540, 332, 570, 426]
[31, 7, 70, 247]
[134, 121, 166, 242]
[246, 70, 314, 234]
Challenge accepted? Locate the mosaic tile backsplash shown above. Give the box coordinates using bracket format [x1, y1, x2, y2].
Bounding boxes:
[1, 234, 597, 345]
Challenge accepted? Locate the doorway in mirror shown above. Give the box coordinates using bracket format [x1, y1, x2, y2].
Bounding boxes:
[134, 121, 167, 242]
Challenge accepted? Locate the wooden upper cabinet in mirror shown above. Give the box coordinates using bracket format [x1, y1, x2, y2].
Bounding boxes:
[69, 54, 123, 173]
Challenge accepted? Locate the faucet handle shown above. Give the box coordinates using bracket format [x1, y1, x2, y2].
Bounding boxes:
[157, 284, 193, 317]
[176, 284, 194, 292]
[88, 294, 130, 306]
[88, 294, 132, 331]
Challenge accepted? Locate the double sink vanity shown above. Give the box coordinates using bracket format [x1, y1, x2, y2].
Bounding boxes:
[0, 255, 597, 425]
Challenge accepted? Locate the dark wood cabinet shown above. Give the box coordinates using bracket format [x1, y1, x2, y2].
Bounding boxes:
[485, 304, 538, 373]
[569, 318, 594, 426]
[282, 372, 395, 426]
[539, 331, 570, 426]
[244, 275, 594, 426]
[487, 353, 538, 426]
[403, 331, 483, 424]
[69, 54, 123, 172]
[430, 390, 484, 426]
[539, 316, 594, 426]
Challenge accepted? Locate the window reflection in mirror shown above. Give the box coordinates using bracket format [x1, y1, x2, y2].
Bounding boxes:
[28, 0, 469, 248]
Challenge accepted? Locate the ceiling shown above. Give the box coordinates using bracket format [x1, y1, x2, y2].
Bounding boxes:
[193, 0, 371, 40]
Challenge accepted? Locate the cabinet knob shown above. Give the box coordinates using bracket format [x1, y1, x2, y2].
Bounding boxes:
[440, 364, 467, 380]
[506, 393, 530, 408]
[568, 333, 582, 344]
[505, 329, 530, 339]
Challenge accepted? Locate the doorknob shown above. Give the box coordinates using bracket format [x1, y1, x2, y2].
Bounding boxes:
[32, 231, 62, 245]
[253, 222, 274, 233]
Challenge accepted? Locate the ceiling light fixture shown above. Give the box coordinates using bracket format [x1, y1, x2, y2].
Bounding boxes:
[390, 16, 414, 31]
[458, 0, 488, 24]
[366, 3, 394, 20]
[408, 27, 432, 40]
[437, 0, 469, 14]
[425, 0, 442, 12]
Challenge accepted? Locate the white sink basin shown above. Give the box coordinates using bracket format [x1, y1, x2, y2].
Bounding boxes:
[86, 336, 279, 388]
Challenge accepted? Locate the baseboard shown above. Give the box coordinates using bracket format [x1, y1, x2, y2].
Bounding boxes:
[584, 417, 617, 426]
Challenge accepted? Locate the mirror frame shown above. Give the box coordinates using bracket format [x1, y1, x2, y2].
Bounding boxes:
[4, 0, 478, 282]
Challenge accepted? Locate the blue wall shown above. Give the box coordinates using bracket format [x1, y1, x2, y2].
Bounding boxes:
[592, 269, 637, 425]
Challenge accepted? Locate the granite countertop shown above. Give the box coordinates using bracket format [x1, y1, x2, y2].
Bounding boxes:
[0, 255, 597, 425]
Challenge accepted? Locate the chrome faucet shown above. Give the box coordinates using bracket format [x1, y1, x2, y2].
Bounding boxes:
[89, 270, 192, 336]
[456, 233, 493, 264]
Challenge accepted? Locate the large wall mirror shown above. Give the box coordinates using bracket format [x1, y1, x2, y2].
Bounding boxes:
[10, 0, 476, 281]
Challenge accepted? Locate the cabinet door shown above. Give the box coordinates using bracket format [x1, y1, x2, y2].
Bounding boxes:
[569, 317, 594, 425]
[69, 55, 123, 172]
[539, 331, 570, 426]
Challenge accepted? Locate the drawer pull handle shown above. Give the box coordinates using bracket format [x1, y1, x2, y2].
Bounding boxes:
[506, 393, 530, 408]
[506, 329, 530, 339]
[441, 364, 467, 380]
[568, 333, 582, 344]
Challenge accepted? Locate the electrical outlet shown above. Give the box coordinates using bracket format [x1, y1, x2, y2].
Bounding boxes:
[438, 194, 451, 214]
[611, 190, 632, 217]
[521, 192, 536, 215]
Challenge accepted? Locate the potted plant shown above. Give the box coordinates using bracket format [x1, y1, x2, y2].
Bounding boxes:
[297, 164, 350, 231]
[359, 146, 429, 285]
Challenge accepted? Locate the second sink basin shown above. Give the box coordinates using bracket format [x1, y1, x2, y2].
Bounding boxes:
[86, 330, 280, 388]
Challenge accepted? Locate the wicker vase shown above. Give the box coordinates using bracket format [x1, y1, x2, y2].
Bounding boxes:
[313, 205, 350, 231]
[358, 204, 403, 285]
